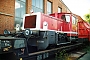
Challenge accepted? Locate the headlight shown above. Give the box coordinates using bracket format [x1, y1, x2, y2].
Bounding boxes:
[25, 30, 30, 36]
[23, 29, 39, 37]
[24, 29, 31, 37]
[4, 29, 10, 35]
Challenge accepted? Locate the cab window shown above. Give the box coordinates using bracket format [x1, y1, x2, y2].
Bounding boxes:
[61, 14, 70, 22]
[72, 16, 76, 24]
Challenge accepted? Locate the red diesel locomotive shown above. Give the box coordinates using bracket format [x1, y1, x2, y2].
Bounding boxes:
[17, 12, 89, 50]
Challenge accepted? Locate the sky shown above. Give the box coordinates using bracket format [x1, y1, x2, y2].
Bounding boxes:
[62, 0, 90, 19]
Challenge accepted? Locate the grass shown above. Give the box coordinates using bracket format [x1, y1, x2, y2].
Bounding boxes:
[55, 42, 90, 60]
[55, 50, 70, 60]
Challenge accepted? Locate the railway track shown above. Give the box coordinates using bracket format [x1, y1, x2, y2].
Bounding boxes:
[28, 43, 82, 56]
[0, 41, 83, 60]
[20, 43, 82, 60]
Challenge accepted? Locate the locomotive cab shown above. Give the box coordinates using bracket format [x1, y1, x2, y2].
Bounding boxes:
[50, 13, 77, 32]
[50, 13, 78, 42]
[60, 13, 78, 42]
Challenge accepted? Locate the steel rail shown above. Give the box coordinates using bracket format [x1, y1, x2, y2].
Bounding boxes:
[28, 43, 82, 56]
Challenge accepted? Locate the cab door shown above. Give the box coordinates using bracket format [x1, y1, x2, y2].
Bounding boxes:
[61, 14, 71, 32]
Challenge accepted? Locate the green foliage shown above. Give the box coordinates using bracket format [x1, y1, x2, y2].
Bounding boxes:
[55, 50, 69, 60]
[84, 14, 90, 23]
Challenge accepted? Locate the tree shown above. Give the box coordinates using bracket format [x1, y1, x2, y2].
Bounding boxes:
[84, 14, 90, 23]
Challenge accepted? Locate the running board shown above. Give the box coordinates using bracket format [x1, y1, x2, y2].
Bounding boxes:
[57, 42, 71, 45]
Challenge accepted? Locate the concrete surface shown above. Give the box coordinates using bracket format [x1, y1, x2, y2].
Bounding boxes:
[78, 52, 90, 60]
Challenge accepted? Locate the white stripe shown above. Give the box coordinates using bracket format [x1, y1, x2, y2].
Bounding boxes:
[29, 28, 78, 34]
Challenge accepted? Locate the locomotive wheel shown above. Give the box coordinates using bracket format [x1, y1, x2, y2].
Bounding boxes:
[23, 29, 31, 37]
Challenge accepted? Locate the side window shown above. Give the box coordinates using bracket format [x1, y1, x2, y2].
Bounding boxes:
[15, 0, 26, 28]
[61, 15, 70, 22]
[66, 15, 70, 22]
[32, 0, 43, 12]
[14, 39, 26, 49]
[47, 1, 52, 14]
[58, 7, 62, 13]
[72, 16, 76, 24]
